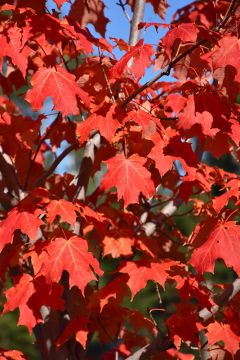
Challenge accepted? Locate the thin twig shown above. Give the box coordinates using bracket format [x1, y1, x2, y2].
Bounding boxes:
[99, 49, 116, 103]
[216, 0, 238, 30]
[117, 0, 131, 22]
[32, 141, 78, 188]
[155, 282, 162, 305]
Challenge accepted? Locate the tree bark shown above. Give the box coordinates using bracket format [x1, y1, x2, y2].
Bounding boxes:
[129, 0, 146, 46]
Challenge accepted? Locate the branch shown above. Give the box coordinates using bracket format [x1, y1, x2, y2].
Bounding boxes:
[23, 113, 60, 190]
[117, 0, 131, 23]
[0, 151, 20, 197]
[128, 0, 146, 46]
[199, 330, 210, 360]
[32, 142, 78, 188]
[99, 53, 116, 103]
[73, 132, 101, 201]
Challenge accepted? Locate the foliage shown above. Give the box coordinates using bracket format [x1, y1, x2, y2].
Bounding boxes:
[0, 0, 240, 359]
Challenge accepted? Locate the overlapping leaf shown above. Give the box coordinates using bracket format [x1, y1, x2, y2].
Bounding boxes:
[0, 25, 32, 77]
[101, 154, 155, 206]
[110, 39, 154, 80]
[25, 66, 90, 115]
[39, 236, 103, 293]
[207, 322, 240, 355]
[0, 206, 43, 253]
[46, 199, 78, 226]
[190, 221, 240, 274]
[119, 260, 180, 299]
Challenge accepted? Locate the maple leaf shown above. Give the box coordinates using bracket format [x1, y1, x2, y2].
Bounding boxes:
[0, 25, 32, 77]
[101, 154, 155, 207]
[148, 0, 169, 19]
[28, 276, 64, 313]
[46, 199, 78, 226]
[76, 111, 120, 143]
[148, 133, 174, 176]
[56, 317, 88, 349]
[3, 273, 64, 332]
[205, 35, 240, 72]
[25, 66, 90, 115]
[3, 274, 36, 331]
[119, 260, 177, 299]
[110, 40, 154, 80]
[162, 23, 198, 58]
[149, 132, 197, 177]
[190, 220, 240, 274]
[212, 187, 238, 213]
[88, 274, 129, 311]
[68, 0, 109, 37]
[177, 95, 219, 136]
[207, 322, 240, 355]
[0, 206, 43, 254]
[123, 110, 157, 139]
[165, 93, 186, 114]
[39, 235, 103, 293]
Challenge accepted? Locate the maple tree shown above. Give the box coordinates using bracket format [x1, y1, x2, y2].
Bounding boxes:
[1, 0, 240, 359]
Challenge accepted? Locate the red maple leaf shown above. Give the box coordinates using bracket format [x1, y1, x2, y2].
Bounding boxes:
[0, 24, 32, 77]
[110, 40, 154, 80]
[167, 302, 202, 344]
[25, 66, 90, 115]
[56, 316, 88, 349]
[101, 154, 155, 207]
[119, 260, 178, 299]
[68, 0, 110, 37]
[204, 35, 240, 72]
[76, 111, 120, 143]
[207, 322, 240, 355]
[3, 274, 36, 331]
[162, 23, 198, 58]
[39, 235, 103, 293]
[190, 220, 240, 274]
[0, 206, 43, 253]
[88, 274, 129, 312]
[123, 110, 157, 139]
[3, 273, 64, 332]
[46, 199, 78, 226]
